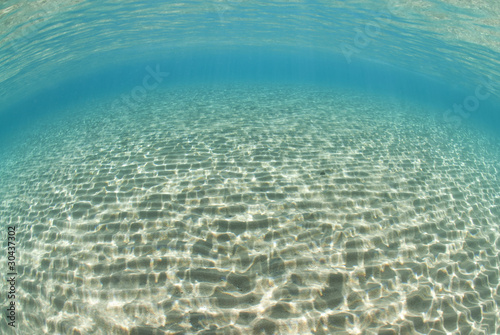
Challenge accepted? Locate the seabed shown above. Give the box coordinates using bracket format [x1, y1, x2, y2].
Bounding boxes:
[1, 85, 499, 334]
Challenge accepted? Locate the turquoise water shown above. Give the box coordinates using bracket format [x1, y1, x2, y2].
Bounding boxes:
[1, 1, 500, 335]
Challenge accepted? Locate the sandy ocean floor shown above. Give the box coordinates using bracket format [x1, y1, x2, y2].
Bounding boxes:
[1, 84, 499, 334]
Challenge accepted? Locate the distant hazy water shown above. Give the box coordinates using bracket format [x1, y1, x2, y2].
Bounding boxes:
[1, 85, 499, 334]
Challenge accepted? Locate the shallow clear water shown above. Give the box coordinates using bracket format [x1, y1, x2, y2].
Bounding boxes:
[1, 1, 500, 335]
